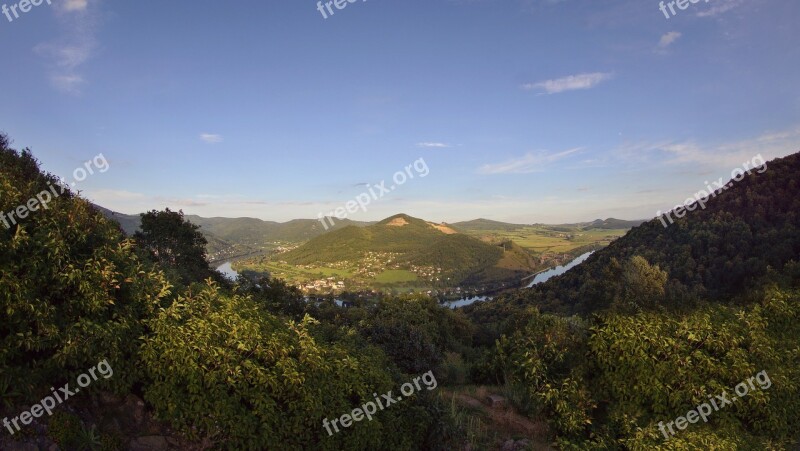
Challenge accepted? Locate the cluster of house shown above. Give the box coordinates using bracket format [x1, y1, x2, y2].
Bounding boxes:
[301, 277, 345, 293]
[407, 265, 443, 282]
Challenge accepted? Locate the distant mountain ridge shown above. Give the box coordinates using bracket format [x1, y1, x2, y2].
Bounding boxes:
[95, 206, 645, 264]
[452, 217, 646, 233]
[94, 206, 373, 261]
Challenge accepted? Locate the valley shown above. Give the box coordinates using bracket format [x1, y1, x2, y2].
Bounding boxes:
[228, 214, 639, 297]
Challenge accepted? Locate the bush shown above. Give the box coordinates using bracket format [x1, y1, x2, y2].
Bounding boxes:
[0, 142, 172, 399]
[47, 411, 82, 449]
[141, 282, 436, 450]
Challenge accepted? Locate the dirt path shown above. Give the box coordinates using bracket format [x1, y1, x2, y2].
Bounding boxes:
[446, 388, 555, 451]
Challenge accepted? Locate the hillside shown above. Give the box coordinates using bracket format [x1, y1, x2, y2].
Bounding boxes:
[451, 218, 529, 232]
[453, 217, 645, 233]
[95, 207, 373, 261]
[471, 151, 800, 317]
[269, 214, 535, 290]
[184, 215, 373, 244]
[584, 218, 647, 229]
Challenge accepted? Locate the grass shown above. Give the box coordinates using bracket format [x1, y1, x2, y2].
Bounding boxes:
[467, 226, 628, 254]
[374, 270, 418, 283]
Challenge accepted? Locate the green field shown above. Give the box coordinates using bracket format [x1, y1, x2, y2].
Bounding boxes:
[464, 226, 629, 254]
[374, 270, 418, 283]
[233, 261, 353, 281]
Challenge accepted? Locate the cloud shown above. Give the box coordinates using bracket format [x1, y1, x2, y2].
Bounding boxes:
[522, 72, 613, 94]
[417, 142, 452, 148]
[658, 31, 682, 49]
[613, 125, 800, 169]
[34, 0, 99, 94]
[155, 197, 210, 208]
[200, 133, 223, 144]
[64, 0, 89, 12]
[478, 148, 582, 174]
[50, 74, 85, 94]
[697, 0, 745, 17]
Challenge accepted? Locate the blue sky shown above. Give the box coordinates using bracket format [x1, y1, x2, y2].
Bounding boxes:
[1, 0, 798, 223]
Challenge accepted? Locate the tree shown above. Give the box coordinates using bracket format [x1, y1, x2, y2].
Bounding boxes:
[134, 208, 214, 285]
[612, 255, 668, 313]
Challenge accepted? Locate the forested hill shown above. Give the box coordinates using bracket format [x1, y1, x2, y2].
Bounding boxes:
[278, 213, 536, 285]
[479, 152, 800, 316]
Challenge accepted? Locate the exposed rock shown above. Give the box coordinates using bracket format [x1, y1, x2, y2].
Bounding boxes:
[486, 394, 506, 409]
[129, 435, 169, 451]
[124, 395, 147, 426]
[4, 442, 39, 451]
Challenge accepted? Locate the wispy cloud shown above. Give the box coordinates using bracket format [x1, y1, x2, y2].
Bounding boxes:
[34, 0, 99, 94]
[697, 0, 745, 17]
[200, 133, 223, 144]
[522, 72, 612, 95]
[478, 148, 582, 174]
[417, 142, 452, 148]
[658, 31, 682, 50]
[613, 125, 800, 169]
[64, 0, 89, 12]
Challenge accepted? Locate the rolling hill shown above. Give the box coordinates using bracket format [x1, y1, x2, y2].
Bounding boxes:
[95, 206, 373, 261]
[276, 214, 537, 288]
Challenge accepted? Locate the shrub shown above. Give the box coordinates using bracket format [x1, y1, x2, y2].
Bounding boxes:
[141, 282, 434, 450]
[0, 142, 172, 399]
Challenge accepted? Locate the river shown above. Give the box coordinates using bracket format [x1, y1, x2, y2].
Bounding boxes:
[216, 261, 239, 280]
[443, 251, 595, 308]
[217, 251, 595, 309]
[524, 251, 594, 288]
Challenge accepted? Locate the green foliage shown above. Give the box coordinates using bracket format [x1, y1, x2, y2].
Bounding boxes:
[496, 309, 594, 437]
[359, 295, 473, 375]
[141, 282, 436, 450]
[47, 411, 82, 449]
[134, 208, 216, 286]
[610, 256, 668, 313]
[495, 289, 800, 448]
[0, 141, 172, 397]
[441, 352, 469, 385]
[99, 430, 125, 451]
[235, 275, 311, 321]
[588, 288, 800, 448]
[76, 423, 103, 451]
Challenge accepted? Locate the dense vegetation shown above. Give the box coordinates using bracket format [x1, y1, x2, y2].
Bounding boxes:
[473, 153, 800, 317]
[0, 136, 463, 450]
[1, 134, 799, 450]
